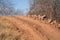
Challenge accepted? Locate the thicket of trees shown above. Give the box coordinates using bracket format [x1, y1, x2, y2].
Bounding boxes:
[0, 0, 22, 15]
[0, 0, 14, 15]
[28, 0, 60, 23]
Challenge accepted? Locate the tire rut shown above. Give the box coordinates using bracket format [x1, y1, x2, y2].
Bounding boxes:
[1, 16, 43, 40]
[0, 16, 60, 40]
[11, 16, 49, 40]
[13, 15, 60, 40]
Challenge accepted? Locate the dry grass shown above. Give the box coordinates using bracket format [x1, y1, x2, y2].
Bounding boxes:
[0, 15, 60, 40]
[0, 18, 22, 40]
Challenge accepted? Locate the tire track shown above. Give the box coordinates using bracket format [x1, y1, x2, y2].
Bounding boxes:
[0, 16, 34, 40]
[13, 15, 60, 40]
[11, 16, 49, 40]
[1, 16, 43, 40]
[0, 15, 60, 40]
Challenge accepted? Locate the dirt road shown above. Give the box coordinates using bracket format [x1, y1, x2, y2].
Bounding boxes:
[0, 15, 60, 40]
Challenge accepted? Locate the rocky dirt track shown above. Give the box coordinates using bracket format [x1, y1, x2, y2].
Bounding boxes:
[0, 15, 60, 40]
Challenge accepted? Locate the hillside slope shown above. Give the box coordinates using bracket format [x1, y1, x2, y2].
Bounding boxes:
[0, 15, 60, 40]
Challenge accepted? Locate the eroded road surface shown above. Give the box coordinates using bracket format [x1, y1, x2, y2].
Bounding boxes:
[0, 15, 60, 40]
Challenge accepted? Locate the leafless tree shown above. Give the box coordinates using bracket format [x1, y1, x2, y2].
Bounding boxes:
[28, 0, 60, 23]
[0, 0, 15, 15]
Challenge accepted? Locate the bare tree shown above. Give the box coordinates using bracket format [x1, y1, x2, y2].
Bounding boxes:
[0, 0, 15, 15]
[29, 0, 56, 18]
[28, 0, 60, 23]
[55, 0, 60, 23]
[14, 9, 23, 15]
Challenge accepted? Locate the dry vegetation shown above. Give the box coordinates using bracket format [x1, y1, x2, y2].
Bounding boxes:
[0, 15, 60, 40]
[0, 0, 60, 40]
[29, 0, 60, 23]
[0, 17, 22, 40]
